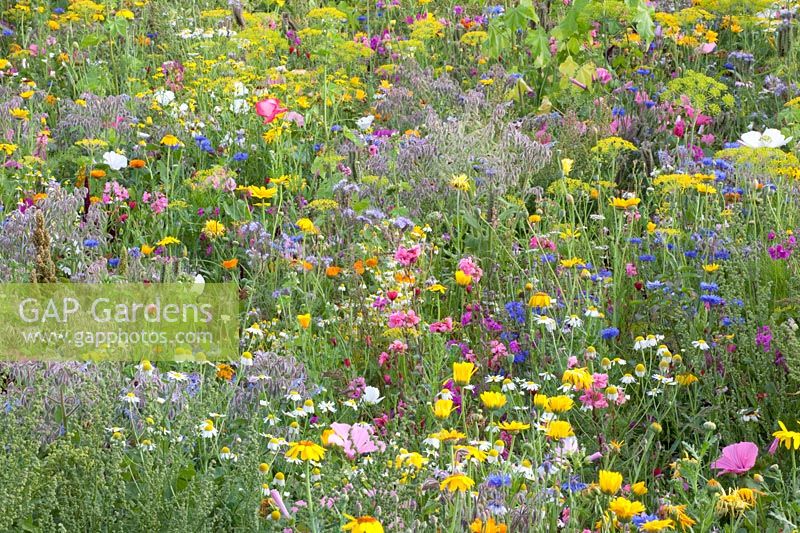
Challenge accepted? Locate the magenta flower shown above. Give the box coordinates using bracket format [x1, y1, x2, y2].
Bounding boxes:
[710, 441, 758, 475]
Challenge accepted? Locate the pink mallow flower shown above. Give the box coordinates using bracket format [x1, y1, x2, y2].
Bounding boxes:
[710, 442, 758, 475]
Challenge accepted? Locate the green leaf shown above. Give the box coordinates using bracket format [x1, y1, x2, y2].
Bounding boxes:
[525, 28, 551, 69]
[175, 464, 196, 492]
[626, 0, 655, 46]
[79, 34, 105, 48]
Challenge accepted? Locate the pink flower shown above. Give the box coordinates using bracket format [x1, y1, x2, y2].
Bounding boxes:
[697, 42, 716, 54]
[282, 111, 305, 127]
[711, 441, 758, 475]
[673, 117, 686, 138]
[394, 245, 421, 266]
[327, 423, 386, 460]
[594, 68, 612, 85]
[458, 257, 483, 283]
[270, 489, 292, 519]
[387, 311, 406, 329]
[255, 98, 287, 124]
[429, 317, 454, 333]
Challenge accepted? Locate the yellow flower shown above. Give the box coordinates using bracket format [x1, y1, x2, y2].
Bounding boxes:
[545, 395, 574, 413]
[598, 470, 623, 495]
[439, 473, 474, 493]
[341, 515, 384, 533]
[454, 445, 487, 463]
[631, 481, 648, 496]
[608, 497, 646, 522]
[528, 214, 541, 223]
[160, 134, 182, 147]
[640, 519, 675, 532]
[428, 429, 466, 442]
[246, 185, 278, 201]
[285, 440, 325, 462]
[455, 270, 472, 286]
[433, 399, 455, 419]
[528, 292, 552, 308]
[297, 314, 312, 330]
[609, 197, 641, 210]
[450, 174, 471, 192]
[561, 158, 574, 176]
[296, 218, 319, 235]
[202, 220, 226, 239]
[545, 420, 574, 440]
[773, 421, 800, 450]
[19, 90, 34, 99]
[156, 236, 180, 246]
[702, 263, 720, 273]
[469, 517, 507, 533]
[479, 391, 507, 410]
[453, 362, 476, 386]
[495, 421, 530, 433]
[562, 367, 594, 391]
[676, 373, 698, 386]
[141, 244, 155, 255]
[428, 284, 447, 294]
[116, 9, 135, 19]
[9, 108, 29, 121]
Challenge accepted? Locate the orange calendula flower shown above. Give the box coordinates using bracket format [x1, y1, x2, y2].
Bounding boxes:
[297, 314, 312, 329]
[222, 258, 238, 269]
[325, 266, 342, 277]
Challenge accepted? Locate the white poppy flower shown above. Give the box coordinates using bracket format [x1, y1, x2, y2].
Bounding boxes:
[102, 151, 128, 170]
[738, 128, 792, 148]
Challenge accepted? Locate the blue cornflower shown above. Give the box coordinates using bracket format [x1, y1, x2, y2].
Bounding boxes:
[513, 350, 528, 364]
[601, 327, 620, 340]
[700, 294, 725, 306]
[505, 301, 526, 325]
[636, 68, 651, 75]
[629, 237, 643, 244]
[639, 254, 656, 262]
[632, 514, 659, 529]
[700, 282, 719, 292]
[84, 238, 99, 248]
[232, 152, 249, 161]
[684, 250, 698, 259]
[612, 107, 626, 117]
[646, 280, 665, 290]
[541, 254, 557, 263]
[194, 135, 214, 153]
[561, 477, 587, 492]
[128, 247, 141, 259]
[486, 473, 511, 488]
[108, 258, 120, 268]
[714, 249, 731, 260]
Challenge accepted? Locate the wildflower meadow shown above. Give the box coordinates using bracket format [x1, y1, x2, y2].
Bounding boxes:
[3, 0, 800, 531]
